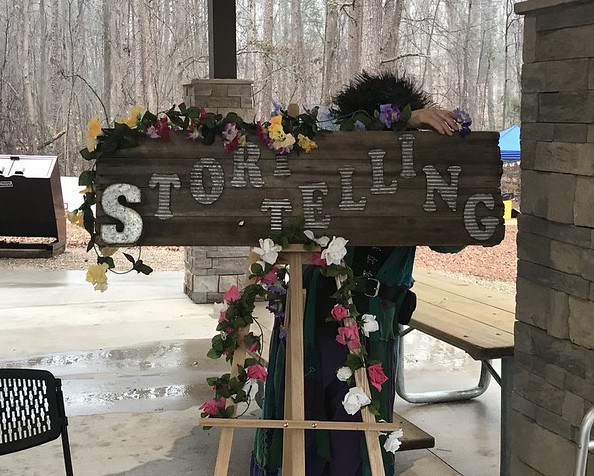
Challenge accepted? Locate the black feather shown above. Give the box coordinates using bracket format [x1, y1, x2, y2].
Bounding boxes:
[332, 71, 433, 117]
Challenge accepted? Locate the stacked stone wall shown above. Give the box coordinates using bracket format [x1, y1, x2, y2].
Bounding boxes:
[182, 79, 253, 303]
[514, 0, 594, 474]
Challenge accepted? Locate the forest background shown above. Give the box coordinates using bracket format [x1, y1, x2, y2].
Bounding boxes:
[1, 0, 523, 177]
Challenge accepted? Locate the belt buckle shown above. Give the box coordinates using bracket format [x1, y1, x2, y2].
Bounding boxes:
[365, 278, 380, 298]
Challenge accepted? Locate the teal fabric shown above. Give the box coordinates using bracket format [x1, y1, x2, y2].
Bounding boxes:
[252, 245, 420, 475]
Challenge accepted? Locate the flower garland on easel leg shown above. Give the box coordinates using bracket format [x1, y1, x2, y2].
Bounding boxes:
[200, 230, 404, 456]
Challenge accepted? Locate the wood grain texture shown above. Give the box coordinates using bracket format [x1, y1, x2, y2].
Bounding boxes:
[95, 131, 505, 247]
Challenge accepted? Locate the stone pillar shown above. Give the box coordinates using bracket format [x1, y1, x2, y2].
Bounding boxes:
[514, 1, 594, 474]
[182, 79, 253, 303]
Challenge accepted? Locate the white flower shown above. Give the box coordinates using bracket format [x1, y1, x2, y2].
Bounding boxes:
[303, 230, 330, 247]
[253, 238, 282, 265]
[243, 378, 259, 400]
[321, 236, 349, 266]
[361, 314, 379, 337]
[383, 429, 404, 454]
[210, 302, 227, 320]
[342, 386, 371, 415]
[220, 330, 228, 340]
[336, 366, 353, 382]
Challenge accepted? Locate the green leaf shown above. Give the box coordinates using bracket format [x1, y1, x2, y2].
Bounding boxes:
[123, 253, 135, 264]
[367, 399, 381, 416]
[82, 207, 95, 236]
[86, 236, 95, 252]
[97, 256, 115, 269]
[133, 261, 153, 275]
[78, 170, 95, 187]
[206, 377, 218, 387]
[207, 348, 222, 359]
[79, 148, 94, 161]
[345, 353, 364, 371]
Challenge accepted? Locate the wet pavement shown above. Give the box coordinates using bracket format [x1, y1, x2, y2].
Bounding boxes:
[0, 269, 503, 475]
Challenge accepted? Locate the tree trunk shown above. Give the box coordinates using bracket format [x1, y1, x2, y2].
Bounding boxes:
[380, 0, 403, 73]
[290, 0, 305, 103]
[21, 0, 38, 150]
[103, 0, 112, 120]
[360, 0, 382, 73]
[321, 0, 339, 104]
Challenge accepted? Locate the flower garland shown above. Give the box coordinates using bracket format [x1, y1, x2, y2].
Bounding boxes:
[70, 103, 321, 292]
[73, 102, 471, 292]
[200, 227, 404, 455]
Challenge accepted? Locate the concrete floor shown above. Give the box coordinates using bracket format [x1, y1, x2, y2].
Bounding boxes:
[0, 270, 502, 475]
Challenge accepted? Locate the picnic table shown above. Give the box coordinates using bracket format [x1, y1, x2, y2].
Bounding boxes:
[397, 268, 515, 476]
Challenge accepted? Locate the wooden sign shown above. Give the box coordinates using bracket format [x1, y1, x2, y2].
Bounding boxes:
[94, 130, 504, 247]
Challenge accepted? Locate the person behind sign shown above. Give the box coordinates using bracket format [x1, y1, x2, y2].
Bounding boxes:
[251, 71, 465, 476]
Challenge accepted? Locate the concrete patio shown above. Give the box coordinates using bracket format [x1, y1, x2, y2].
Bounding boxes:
[0, 270, 505, 475]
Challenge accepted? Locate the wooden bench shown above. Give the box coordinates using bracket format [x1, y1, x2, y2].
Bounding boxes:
[396, 268, 515, 475]
[394, 412, 434, 451]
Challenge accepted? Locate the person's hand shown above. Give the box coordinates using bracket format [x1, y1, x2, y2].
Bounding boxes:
[408, 107, 459, 135]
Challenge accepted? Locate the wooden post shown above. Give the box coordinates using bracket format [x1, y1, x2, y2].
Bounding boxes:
[207, 0, 237, 79]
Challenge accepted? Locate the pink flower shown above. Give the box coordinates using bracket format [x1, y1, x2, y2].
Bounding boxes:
[336, 323, 361, 350]
[311, 251, 326, 267]
[223, 285, 241, 303]
[331, 304, 349, 321]
[367, 363, 388, 391]
[199, 398, 226, 416]
[246, 364, 268, 381]
[246, 340, 260, 353]
[219, 310, 228, 323]
[256, 266, 278, 285]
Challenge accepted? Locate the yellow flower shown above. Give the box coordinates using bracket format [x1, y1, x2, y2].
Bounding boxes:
[86, 263, 109, 292]
[272, 133, 296, 150]
[86, 117, 102, 151]
[297, 134, 318, 153]
[99, 246, 119, 257]
[125, 105, 146, 128]
[66, 210, 84, 228]
[79, 184, 95, 194]
[268, 115, 286, 142]
[238, 135, 247, 147]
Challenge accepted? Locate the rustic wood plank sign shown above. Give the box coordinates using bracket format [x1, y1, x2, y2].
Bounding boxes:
[94, 130, 504, 247]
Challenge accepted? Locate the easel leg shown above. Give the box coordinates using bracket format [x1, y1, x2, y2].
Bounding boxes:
[214, 428, 234, 476]
[282, 252, 306, 475]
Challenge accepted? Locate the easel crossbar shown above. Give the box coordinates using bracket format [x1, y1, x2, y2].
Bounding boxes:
[200, 417, 404, 432]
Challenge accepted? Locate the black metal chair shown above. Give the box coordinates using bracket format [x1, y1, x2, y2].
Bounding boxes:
[0, 368, 73, 475]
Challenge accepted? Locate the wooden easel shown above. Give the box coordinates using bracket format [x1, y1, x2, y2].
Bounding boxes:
[200, 245, 404, 476]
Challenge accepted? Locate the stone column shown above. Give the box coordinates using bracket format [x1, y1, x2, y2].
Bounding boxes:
[182, 79, 253, 303]
[514, 1, 594, 474]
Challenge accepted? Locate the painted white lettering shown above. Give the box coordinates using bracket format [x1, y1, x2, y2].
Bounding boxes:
[399, 133, 416, 179]
[300, 182, 331, 228]
[231, 143, 265, 187]
[423, 165, 462, 212]
[261, 198, 293, 231]
[190, 158, 224, 205]
[149, 173, 181, 219]
[100, 183, 143, 245]
[463, 194, 499, 241]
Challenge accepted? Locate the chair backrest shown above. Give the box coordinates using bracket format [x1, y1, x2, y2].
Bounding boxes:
[0, 368, 73, 475]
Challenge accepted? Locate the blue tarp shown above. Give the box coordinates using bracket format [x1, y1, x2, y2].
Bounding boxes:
[499, 124, 520, 161]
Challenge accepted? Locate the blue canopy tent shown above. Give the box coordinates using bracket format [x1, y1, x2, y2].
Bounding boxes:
[499, 124, 521, 161]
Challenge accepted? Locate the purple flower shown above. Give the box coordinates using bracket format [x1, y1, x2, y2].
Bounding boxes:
[270, 101, 282, 117]
[378, 104, 402, 129]
[453, 108, 472, 126]
[354, 120, 366, 131]
[453, 108, 472, 137]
